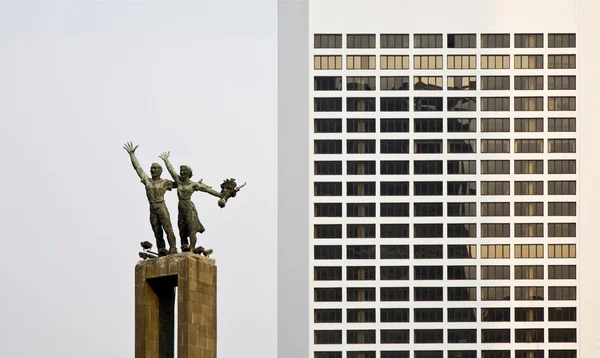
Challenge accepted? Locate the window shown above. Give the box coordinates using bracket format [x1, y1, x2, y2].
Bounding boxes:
[347, 97, 375, 112]
[314, 98, 342, 112]
[314, 246, 342, 259]
[515, 223, 543, 237]
[448, 245, 477, 259]
[549, 33, 576, 48]
[381, 288, 409, 302]
[347, 139, 375, 154]
[448, 287, 477, 301]
[381, 139, 409, 154]
[348, 352, 375, 358]
[381, 76, 409, 90]
[448, 97, 476, 111]
[414, 266, 443, 280]
[549, 160, 576, 174]
[548, 55, 576, 69]
[380, 224, 409, 238]
[314, 288, 341, 302]
[481, 34, 510, 48]
[548, 244, 576, 258]
[448, 34, 476, 48]
[381, 203, 409, 217]
[481, 329, 511, 343]
[515, 308, 544, 321]
[381, 330, 410, 344]
[481, 97, 510, 111]
[481, 287, 510, 300]
[448, 139, 476, 153]
[447, 181, 476, 195]
[314, 55, 342, 70]
[347, 308, 376, 323]
[515, 160, 543, 174]
[314, 203, 342, 217]
[347, 287, 376, 301]
[380, 266, 409, 280]
[448, 308, 477, 322]
[448, 329, 477, 343]
[314, 161, 342, 175]
[549, 329, 577, 343]
[315, 309, 342, 323]
[448, 223, 477, 237]
[347, 266, 375, 280]
[347, 203, 376, 217]
[515, 181, 544, 195]
[448, 203, 476, 217]
[515, 139, 543, 153]
[448, 118, 476, 132]
[549, 286, 577, 300]
[347, 34, 375, 48]
[481, 202, 510, 216]
[314, 34, 342, 48]
[314, 119, 341, 133]
[481, 139, 509, 153]
[414, 203, 443, 216]
[414, 34, 442, 48]
[481, 223, 510, 238]
[549, 118, 576, 132]
[414, 140, 442, 154]
[347, 330, 376, 344]
[347, 77, 376, 90]
[381, 34, 409, 48]
[481, 181, 510, 195]
[347, 161, 375, 175]
[414, 97, 443, 111]
[481, 76, 510, 90]
[447, 55, 477, 69]
[549, 139, 576, 153]
[380, 182, 409, 196]
[515, 265, 544, 279]
[481, 55, 510, 69]
[482, 351, 511, 358]
[380, 160, 409, 174]
[314, 182, 342, 196]
[549, 265, 576, 279]
[347, 224, 376, 238]
[515, 329, 544, 343]
[448, 160, 476, 174]
[515, 97, 544, 111]
[515, 33, 543, 48]
[414, 76, 443, 90]
[347, 182, 376, 196]
[314, 224, 342, 239]
[315, 77, 342, 91]
[481, 244, 510, 258]
[414, 55, 443, 69]
[415, 308, 443, 322]
[380, 118, 409, 133]
[381, 245, 409, 259]
[515, 118, 543, 132]
[548, 202, 576, 216]
[549, 307, 577, 321]
[549, 76, 576, 90]
[414, 245, 443, 259]
[314, 267, 342, 281]
[414, 224, 443, 238]
[381, 308, 409, 322]
[549, 97, 576, 111]
[482, 308, 510, 322]
[414, 329, 443, 343]
[481, 265, 510, 280]
[448, 266, 476, 280]
[347, 119, 375, 133]
[548, 222, 576, 237]
[414, 160, 443, 174]
[346, 55, 376, 70]
[515, 55, 543, 69]
[514, 202, 544, 216]
[481, 118, 510, 132]
[380, 97, 409, 111]
[481, 160, 510, 174]
[381, 55, 409, 69]
[314, 330, 342, 344]
[515, 76, 544, 90]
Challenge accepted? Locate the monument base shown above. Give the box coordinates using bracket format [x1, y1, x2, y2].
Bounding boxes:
[135, 253, 216, 358]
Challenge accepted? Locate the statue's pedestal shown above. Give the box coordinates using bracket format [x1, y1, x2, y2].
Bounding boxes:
[135, 253, 217, 358]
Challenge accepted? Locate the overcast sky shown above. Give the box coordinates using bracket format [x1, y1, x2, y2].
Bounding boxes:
[0, 1, 276, 357]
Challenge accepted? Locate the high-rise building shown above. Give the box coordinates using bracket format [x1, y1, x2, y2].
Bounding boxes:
[279, 1, 600, 358]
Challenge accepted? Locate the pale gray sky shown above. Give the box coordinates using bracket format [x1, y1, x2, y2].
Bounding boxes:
[0, 1, 276, 357]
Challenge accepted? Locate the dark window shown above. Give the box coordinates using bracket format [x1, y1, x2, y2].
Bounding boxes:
[314, 224, 342, 239]
[314, 246, 341, 260]
[415, 140, 442, 154]
[549, 286, 577, 300]
[381, 97, 409, 111]
[482, 329, 511, 343]
[381, 34, 409, 48]
[447, 203, 476, 217]
[315, 309, 342, 323]
[380, 160, 409, 174]
[381, 288, 409, 302]
[481, 223, 510, 238]
[314, 97, 342, 112]
[549, 307, 577, 321]
[481, 34, 510, 48]
[380, 266, 409, 280]
[314, 119, 341, 133]
[481, 265, 510, 280]
[347, 352, 375, 358]
[448, 308, 477, 322]
[448, 329, 476, 343]
[314, 161, 342, 175]
[414, 181, 443, 196]
[482, 76, 510, 90]
[548, 55, 576, 69]
[314, 203, 342, 217]
[380, 182, 409, 196]
[414, 34, 443, 48]
[347, 266, 375, 280]
[481, 97, 510, 111]
[380, 118, 409, 132]
[515, 329, 544, 343]
[314, 267, 342, 280]
[314, 140, 342, 154]
[347, 245, 375, 259]
[448, 223, 477, 238]
[549, 76, 576, 90]
[414, 287, 443, 301]
[515, 352, 544, 358]
[314, 182, 342, 196]
[414, 76, 443, 90]
[448, 139, 476, 153]
[549, 117, 576, 132]
[414, 161, 443, 175]
[482, 308, 510, 322]
[347, 330, 376, 344]
[414, 266, 443, 280]
[314, 288, 341, 302]
[549, 34, 576, 48]
[347, 76, 376, 91]
[549, 265, 576, 279]
[347, 97, 375, 112]
[548, 182, 577, 196]
[347, 308, 376, 323]
[347, 224, 376, 239]
[314, 330, 342, 344]
[380, 224, 409, 238]
[414, 308, 443, 322]
[447, 265, 476, 280]
[415, 118, 443, 132]
[549, 160, 576, 174]
[515, 160, 544, 174]
[381, 352, 409, 358]
[347, 34, 375, 48]
[314, 34, 342, 48]
[347, 182, 376, 196]
[414, 245, 443, 259]
[448, 34, 476, 48]
[515, 265, 544, 279]
[414, 329, 443, 343]
[415, 352, 443, 358]
[347, 119, 375, 133]
[381, 76, 409, 90]
[315, 76, 342, 91]
[347, 287, 376, 302]
[549, 351, 577, 358]
[448, 118, 476, 132]
[448, 76, 477, 90]
[347, 161, 376, 175]
[515, 76, 544, 90]
[381, 330, 410, 344]
[448, 181, 476, 195]
[415, 224, 443, 237]
[515, 97, 544, 111]
[548, 96, 576, 111]
[381, 203, 409, 217]
[448, 160, 476, 174]
[381, 308, 409, 321]
[515, 33, 544, 48]
[449, 352, 476, 358]
[414, 202, 443, 216]
[381, 140, 409, 154]
[448, 97, 476, 111]
[381, 245, 409, 259]
[515, 308, 544, 322]
[448, 287, 477, 301]
[549, 329, 577, 343]
[414, 97, 443, 111]
[347, 140, 376, 154]
[482, 351, 511, 358]
[481, 118, 510, 132]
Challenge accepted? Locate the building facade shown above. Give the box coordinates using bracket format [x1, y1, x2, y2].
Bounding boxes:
[279, 1, 600, 357]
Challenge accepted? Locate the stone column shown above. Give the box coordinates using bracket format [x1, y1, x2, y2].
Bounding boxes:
[135, 253, 217, 358]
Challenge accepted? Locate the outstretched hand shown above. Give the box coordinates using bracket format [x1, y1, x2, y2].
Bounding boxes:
[123, 141, 138, 154]
[159, 151, 170, 161]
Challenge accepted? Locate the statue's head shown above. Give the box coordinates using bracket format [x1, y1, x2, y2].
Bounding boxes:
[180, 165, 193, 180]
[150, 163, 163, 178]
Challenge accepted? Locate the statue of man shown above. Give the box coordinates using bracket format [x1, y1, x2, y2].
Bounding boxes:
[124, 142, 178, 256]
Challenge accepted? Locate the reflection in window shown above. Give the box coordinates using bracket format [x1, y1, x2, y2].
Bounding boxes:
[481, 76, 510, 90]
[347, 34, 375, 48]
[347, 77, 375, 90]
[548, 54, 576, 69]
[415, 97, 443, 111]
[314, 55, 342, 70]
[481, 118, 510, 132]
[347, 119, 375, 133]
[346, 55, 376, 70]
[549, 33, 576, 48]
[481, 97, 510, 111]
[381, 34, 409, 48]
[314, 119, 341, 133]
[549, 76, 576, 90]
[515, 55, 544, 69]
[314, 34, 342, 48]
[347, 287, 376, 301]
[448, 118, 476, 132]
[381, 97, 409, 111]
[515, 33, 543, 48]
[448, 97, 476, 111]
[315, 76, 342, 91]
[414, 76, 443, 90]
[515, 118, 543, 132]
[314, 161, 342, 175]
[481, 34, 510, 48]
[380, 76, 409, 90]
[448, 34, 476, 48]
[515, 76, 543, 90]
[549, 97, 576, 111]
[414, 34, 442, 48]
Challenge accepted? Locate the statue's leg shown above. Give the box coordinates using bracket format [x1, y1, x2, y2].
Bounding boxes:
[158, 205, 177, 254]
[190, 232, 197, 251]
[178, 213, 190, 251]
[150, 209, 167, 256]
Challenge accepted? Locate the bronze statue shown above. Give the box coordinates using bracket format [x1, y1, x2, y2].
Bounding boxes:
[124, 142, 177, 256]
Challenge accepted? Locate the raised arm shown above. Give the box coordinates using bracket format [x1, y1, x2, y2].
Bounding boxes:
[123, 142, 149, 181]
[195, 179, 222, 198]
[159, 151, 180, 184]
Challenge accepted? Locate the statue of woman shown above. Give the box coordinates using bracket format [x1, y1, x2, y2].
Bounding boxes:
[159, 152, 222, 252]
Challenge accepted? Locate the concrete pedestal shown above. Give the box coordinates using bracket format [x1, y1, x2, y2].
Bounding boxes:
[135, 253, 217, 358]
